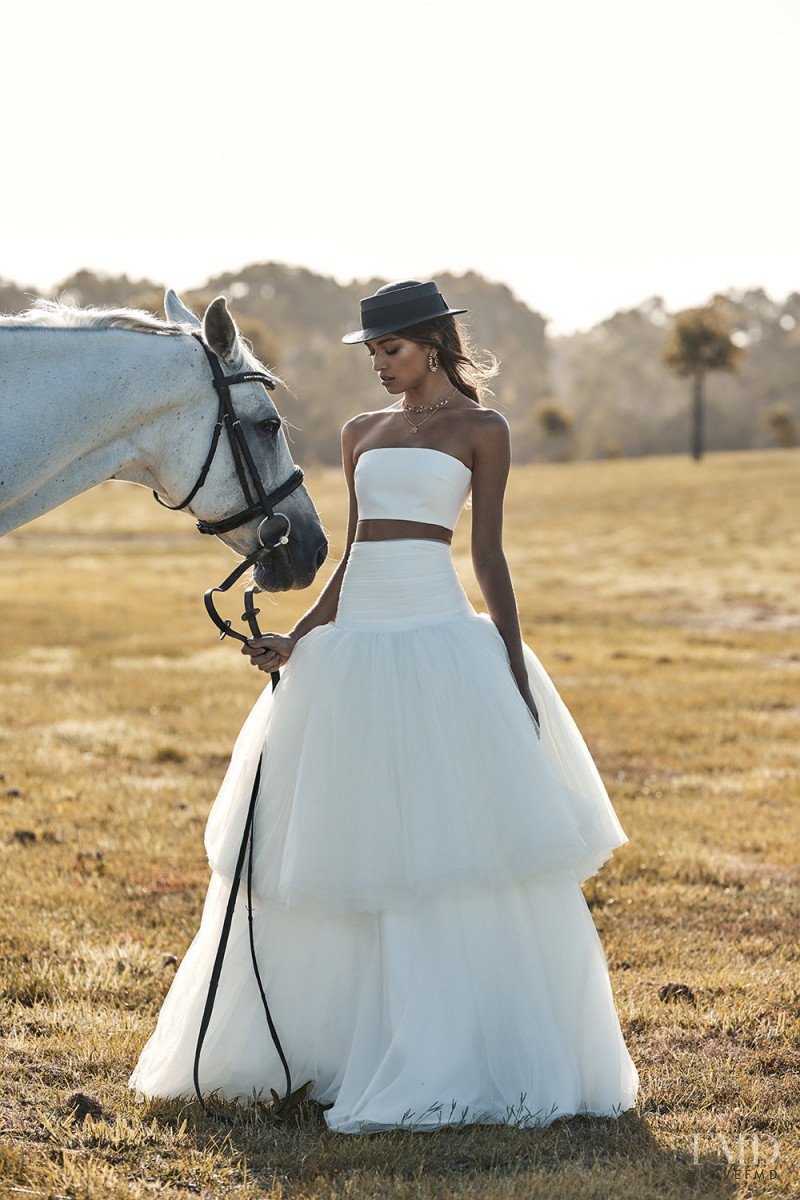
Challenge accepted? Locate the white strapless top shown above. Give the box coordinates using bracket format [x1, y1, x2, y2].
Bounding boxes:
[354, 447, 472, 530]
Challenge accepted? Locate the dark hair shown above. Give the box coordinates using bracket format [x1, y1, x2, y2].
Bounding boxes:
[395, 314, 499, 405]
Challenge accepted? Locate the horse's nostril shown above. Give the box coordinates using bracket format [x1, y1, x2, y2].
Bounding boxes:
[316, 541, 329, 569]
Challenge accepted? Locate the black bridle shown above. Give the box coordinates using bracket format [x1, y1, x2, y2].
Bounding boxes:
[154, 332, 297, 1119]
[154, 332, 305, 645]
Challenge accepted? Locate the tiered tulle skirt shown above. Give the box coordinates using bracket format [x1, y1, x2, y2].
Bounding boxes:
[130, 541, 639, 1131]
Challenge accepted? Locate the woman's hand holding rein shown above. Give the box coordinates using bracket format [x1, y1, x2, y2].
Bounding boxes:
[242, 634, 297, 673]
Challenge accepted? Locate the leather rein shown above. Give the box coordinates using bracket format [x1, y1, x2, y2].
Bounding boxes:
[153, 331, 297, 1119]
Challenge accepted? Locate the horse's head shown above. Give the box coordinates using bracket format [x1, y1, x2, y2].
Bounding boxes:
[162, 290, 328, 592]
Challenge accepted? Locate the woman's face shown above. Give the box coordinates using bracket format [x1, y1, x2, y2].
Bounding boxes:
[365, 334, 430, 395]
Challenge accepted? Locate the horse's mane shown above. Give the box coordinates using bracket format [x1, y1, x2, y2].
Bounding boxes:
[0, 299, 187, 334]
[0, 298, 282, 386]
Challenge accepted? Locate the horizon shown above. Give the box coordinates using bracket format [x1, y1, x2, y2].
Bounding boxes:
[3, 255, 794, 339]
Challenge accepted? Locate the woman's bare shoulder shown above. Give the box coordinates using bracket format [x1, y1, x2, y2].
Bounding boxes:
[468, 406, 509, 433]
[466, 407, 510, 456]
[342, 407, 395, 434]
[343, 412, 395, 451]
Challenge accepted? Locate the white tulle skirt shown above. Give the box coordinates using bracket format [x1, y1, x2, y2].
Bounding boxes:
[130, 541, 639, 1132]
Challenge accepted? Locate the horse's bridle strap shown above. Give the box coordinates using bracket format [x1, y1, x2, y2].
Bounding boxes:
[212, 369, 277, 391]
[152, 333, 303, 540]
[195, 466, 305, 535]
[154, 403, 226, 514]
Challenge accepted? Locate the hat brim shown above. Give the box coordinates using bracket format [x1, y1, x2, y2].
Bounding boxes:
[342, 308, 468, 345]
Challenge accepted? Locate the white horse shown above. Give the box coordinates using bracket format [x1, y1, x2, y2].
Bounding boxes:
[0, 290, 328, 592]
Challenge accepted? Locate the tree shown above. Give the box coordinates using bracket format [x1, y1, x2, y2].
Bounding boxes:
[662, 304, 744, 460]
[764, 404, 797, 448]
[534, 398, 575, 460]
[53, 268, 162, 309]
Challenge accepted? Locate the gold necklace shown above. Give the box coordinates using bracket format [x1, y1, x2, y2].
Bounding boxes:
[401, 387, 457, 434]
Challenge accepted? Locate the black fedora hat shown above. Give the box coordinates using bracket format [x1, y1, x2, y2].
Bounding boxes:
[342, 280, 468, 344]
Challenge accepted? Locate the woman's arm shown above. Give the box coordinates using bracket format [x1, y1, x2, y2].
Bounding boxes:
[242, 420, 362, 673]
[470, 413, 540, 730]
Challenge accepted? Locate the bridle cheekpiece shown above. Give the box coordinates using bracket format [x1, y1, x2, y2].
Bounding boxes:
[153, 332, 305, 645]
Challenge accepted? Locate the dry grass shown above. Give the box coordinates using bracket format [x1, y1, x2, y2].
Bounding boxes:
[1, 448, 798, 1200]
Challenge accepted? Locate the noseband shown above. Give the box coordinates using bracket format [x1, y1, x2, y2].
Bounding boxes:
[153, 332, 305, 643]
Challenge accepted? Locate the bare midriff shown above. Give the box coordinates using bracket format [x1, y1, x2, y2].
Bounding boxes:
[355, 518, 452, 545]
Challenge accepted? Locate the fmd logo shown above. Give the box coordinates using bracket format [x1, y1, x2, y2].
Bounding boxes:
[691, 1133, 780, 1180]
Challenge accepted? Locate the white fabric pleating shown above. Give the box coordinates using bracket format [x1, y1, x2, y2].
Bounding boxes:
[130, 537, 638, 1131]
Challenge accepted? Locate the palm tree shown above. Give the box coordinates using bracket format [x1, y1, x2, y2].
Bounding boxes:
[662, 305, 743, 460]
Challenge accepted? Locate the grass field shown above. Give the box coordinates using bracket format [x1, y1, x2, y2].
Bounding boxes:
[1, 449, 798, 1200]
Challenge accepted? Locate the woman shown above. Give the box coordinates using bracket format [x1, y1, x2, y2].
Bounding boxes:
[130, 280, 639, 1132]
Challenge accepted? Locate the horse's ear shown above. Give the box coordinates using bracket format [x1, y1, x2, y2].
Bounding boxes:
[165, 289, 201, 328]
[203, 296, 239, 365]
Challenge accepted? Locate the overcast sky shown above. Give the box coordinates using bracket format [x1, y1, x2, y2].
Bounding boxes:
[2, 0, 796, 332]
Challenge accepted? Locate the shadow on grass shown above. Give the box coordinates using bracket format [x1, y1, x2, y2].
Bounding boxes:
[139, 1095, 749, 1199]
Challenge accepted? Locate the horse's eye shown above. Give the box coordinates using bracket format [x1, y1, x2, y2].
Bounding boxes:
[258, 418, 281, 437]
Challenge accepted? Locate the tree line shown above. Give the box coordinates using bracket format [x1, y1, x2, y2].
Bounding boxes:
[1, 265, 797, 463]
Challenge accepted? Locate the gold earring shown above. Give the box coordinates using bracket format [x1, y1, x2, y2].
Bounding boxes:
[428, 350, 439, 372]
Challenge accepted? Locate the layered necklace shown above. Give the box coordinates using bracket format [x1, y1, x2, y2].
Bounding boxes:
[401, 385, 458, 434]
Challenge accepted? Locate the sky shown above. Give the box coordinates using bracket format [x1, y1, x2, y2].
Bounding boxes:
[2, 0, 797, 333]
